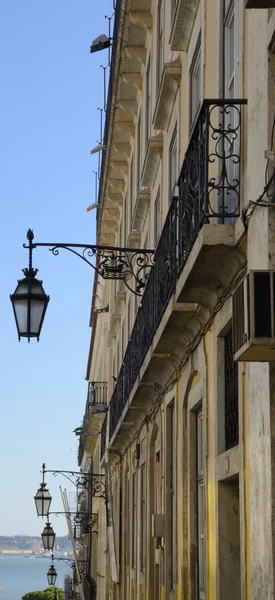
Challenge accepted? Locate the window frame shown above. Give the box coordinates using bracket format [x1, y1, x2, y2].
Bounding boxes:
[136, 113, 142, 194]
[169, 123, 178, 201]
[156, 0, 164, 91]
[189, 33, 202, 129]
[197, 411, 205, 600]
[140, 463, 146, 572]
[154, 188, 161, 247]
[145, 56, 151, 148]
[132, 472, 137, 569]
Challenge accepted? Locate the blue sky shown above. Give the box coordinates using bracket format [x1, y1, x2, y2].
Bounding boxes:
[0, 1, 112, 536]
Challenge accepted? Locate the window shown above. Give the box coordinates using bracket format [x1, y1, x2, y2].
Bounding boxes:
[145, 57, 151, 147]
[112, 355, 116, 390]
[127, 297, 132, 340]
[126, 477, 130, 566]
[169, 124, 178, 200]
[221, 0, 238, 222]
[130, 157, 134, 223]
[154, 189, 161, 246]
[136, 114, 142, 193]
[132, 473, 137, 568]
[116, 341, 120, 377]
[169, 403, 176, 590]
[140, 464, 146, 572]
[121, 320, 125, 361]
[190, 34, 201, 127]
[171, 0, 177, 24]
[197, 411, 205, 600]
[223, 0, 236, 99]
[156, 0, 164, 90]
[224, 328, 239, 449]
[124, 192, 128, 246]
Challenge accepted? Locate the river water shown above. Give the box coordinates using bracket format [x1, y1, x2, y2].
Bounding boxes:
[0, 555, 71, 599]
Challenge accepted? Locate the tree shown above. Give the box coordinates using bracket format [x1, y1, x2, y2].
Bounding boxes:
[21, 587, 64, 600]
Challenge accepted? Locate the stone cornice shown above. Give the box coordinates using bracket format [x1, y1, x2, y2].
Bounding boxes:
[152, 59, 181, 131]
[132, 188, 150, 232]
[141, 134, 163, 187]
[169, 0, 200, 51]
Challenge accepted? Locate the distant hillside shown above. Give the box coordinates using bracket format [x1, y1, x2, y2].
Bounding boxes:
[0, 535, 71, 550]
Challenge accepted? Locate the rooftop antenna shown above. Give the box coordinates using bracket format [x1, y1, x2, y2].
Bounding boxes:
[105, 15, 114, 66]
[97, 107, 104, 179]
[100, 65, 108, 112]
[93, 171, 98, 202]
[98, 107, 104, 144]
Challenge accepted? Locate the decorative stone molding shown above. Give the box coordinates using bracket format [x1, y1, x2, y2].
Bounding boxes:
[132, 188, 150, 232]
[116, 121, 136, 136]
[129, 11, 153, 30]
[106, 192, 124, 207]
[113, 143, 131, 156]
[128, 230, 142, 247]
[129, 0, 151, 9]
[121, 72, 142, 89]
[110, 161, 129, 176]
[141, 134, 163, 187]
[152, 59, 181, 131]
[125, 46, 147, 65]
[118, 99, 138, 116]
[169, 0, 200, 51]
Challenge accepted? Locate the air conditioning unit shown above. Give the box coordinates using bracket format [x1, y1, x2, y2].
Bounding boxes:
[232, 271, 275, 361]
[246, 0, 275, 7]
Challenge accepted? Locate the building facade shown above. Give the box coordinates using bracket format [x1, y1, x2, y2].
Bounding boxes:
[77, 1, 275, 599]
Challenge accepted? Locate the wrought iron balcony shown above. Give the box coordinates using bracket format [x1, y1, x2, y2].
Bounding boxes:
[108, 99, 246, 441]
[87, 381, 107, 409]
[83, 574, 97, 600]
[178, 99, 246, 273]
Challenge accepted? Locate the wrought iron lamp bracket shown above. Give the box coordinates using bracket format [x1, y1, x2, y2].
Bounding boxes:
[24, 229, 154, 296]
[41, 465, 106, 500]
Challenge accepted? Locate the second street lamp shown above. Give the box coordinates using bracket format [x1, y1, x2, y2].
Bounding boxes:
[41, 520, 56, 551]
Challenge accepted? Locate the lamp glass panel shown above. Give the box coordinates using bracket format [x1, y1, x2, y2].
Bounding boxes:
[13, 299, 28, 332]
[34, 488, 52, 517]
[30, 299, 46, 334]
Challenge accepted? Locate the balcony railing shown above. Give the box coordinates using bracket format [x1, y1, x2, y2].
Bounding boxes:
[178, 99, 246, 273]
[107, 99, 246, 442]
[83, 574, 97, 600]
[87, 381, 107, 409]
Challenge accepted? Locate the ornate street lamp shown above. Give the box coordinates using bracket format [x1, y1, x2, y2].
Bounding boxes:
[47, 555, 57, 586]
[10, 230, 49, 342]
[34, 464, 52, 517]
[11, 229, 154, 341]
[41, 520, 56, 551]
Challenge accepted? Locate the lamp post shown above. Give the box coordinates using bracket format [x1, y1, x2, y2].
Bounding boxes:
[34, 463, 52, 517]
[10, 229, 154, 341]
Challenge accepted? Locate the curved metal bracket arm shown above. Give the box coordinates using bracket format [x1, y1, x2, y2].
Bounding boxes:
[24, 229, 155, 296]
[41, 464, 106, 501]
